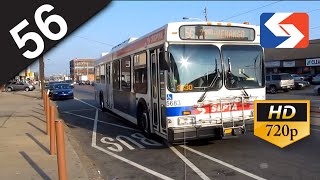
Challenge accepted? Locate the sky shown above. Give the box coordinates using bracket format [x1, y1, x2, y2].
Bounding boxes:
[29, 1, 320, 76]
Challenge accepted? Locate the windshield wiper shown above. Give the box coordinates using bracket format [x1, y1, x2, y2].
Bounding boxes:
[227, 57, 249, 97]
[197, 58, 219, 103]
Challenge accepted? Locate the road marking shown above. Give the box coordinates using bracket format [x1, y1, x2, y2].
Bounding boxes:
[91, 108, 174, 180]
[180, 145, 266, 180]
[169, 146, 210, 180]
[63, 111, 141, 132]
[63, 108, 96, 113]
[74, 97, 101, 110]
[91, 109, 99, 146]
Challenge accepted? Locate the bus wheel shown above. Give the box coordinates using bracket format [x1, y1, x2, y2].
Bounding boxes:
[100, 93, 106, 111]
[139, 109, 151, 137]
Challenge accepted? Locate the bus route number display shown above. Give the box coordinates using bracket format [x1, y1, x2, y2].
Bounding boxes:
[179, 25, 255, 41]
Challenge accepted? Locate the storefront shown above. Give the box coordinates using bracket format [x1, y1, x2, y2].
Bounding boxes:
[306, 58, 320, 74]
[264, 39, 320, 75]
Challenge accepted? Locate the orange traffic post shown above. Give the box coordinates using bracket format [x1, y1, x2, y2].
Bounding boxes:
[46, 93, 50, 135]
[55, 120, 67, 180]
[43, 90, 47, 112]
[50, 104, 56, 155]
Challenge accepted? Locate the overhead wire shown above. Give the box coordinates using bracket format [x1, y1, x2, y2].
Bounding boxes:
[73, 35, 114, 47]
[219, 1, 283, 21]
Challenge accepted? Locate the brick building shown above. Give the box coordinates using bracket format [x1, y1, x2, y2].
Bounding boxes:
[70, 59, 95, 81]
[264, 39, 320, 75]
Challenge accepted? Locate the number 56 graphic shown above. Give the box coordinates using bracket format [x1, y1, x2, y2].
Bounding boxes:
[9, 4, 68, 59]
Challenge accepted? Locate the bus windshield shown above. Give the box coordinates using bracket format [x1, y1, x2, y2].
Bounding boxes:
[167, 44, 222, 92]
[222, 45, 264, 89]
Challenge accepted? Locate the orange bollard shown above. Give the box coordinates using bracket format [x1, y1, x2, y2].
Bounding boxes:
[50, 104, 56, 155]
[46, 94, 50, 135]
[55, 120, 67, 180]
[43, 90, 47, 112]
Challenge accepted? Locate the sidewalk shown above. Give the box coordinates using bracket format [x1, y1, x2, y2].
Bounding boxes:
[0, 91, 89, 180]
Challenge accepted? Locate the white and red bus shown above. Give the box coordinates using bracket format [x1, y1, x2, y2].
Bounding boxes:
[94, 21, 265, 142]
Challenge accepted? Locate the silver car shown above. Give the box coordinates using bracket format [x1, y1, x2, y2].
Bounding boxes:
[314, 85, 320, 95]
[5, 82, 35, 92]
[312, 74, 320, 84]
[266, 73, 295, 94]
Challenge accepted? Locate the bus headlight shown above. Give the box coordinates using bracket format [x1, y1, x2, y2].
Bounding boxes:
[178, 116, 196, 125]
[234, 97, 241, 102]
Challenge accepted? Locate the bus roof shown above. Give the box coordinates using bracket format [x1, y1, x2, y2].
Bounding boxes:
[96, 21, 260, 65]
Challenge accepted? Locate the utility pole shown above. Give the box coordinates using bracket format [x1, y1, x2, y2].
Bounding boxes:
[204, 7, 208, 22]
[39, 55, 45, 99]
[87, 62, 89, 76]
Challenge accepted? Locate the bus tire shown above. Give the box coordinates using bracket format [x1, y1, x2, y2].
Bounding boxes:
[138, 104, 151, 137]
[99, 92, 106, 111]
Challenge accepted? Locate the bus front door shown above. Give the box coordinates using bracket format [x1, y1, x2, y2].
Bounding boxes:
[106, 63, 112, 108]
[151, 48, 167, 136]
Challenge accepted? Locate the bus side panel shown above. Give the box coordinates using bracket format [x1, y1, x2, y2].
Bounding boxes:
[113, 90, 137, 118]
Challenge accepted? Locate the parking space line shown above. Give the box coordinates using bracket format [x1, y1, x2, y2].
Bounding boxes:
[63, 111, 141, 132]
[91, 107, 174, 180]
[169, 146, 210, 180]
[311, 128, 320, 132]
[180, 145, 266, 180]
[74, 97, 100, 110]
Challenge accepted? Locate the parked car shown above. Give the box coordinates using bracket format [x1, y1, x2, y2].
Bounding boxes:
[314, 85, 320, 95]
[312, 74, 320, 84]
[293, 80, 310, 90]
[78, 80, 86, 85]
[46, 82, 62, 97]
[50, 83, 74, 101]
[290, 74, 304, 81]
[62, 80, 76, 87]
[300, 73, 315, 82]
[5, 81, 35, 92]
[266, 73, 295, 94]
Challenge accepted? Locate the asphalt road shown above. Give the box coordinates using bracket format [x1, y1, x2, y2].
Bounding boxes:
[56, 85, 320, 180]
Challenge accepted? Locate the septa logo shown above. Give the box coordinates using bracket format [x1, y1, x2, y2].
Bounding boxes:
[260, 13, 309, 48]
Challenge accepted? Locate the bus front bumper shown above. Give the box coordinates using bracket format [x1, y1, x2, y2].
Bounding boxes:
[167, 126, 223, 143]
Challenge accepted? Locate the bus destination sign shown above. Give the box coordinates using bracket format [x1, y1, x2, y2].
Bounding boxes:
[179, 25, 255, 41]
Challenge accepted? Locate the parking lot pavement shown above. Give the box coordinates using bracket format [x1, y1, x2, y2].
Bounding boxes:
[54, 85, 320, 180]
[0, 92, 89, 180]
[266, 85, 320, 126]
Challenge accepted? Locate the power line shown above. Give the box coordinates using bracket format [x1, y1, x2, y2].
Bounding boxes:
[310, 26, 320, 30]
[74, 35, 114, 47]
[219, 1, 282, 21]
[307, 9, 320, 13]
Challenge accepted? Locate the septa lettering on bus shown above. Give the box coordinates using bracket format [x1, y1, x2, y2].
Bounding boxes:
[166, 102, 254, 116]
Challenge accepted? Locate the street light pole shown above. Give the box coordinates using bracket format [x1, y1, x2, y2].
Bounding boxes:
[87, 62, 89, 76]
[204, 7, 208, 22]
[39, 55, 45, 98]
[182, 17, 204, 21]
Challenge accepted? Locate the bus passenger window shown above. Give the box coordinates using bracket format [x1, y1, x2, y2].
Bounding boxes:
[100, 64, 106, 84]
[121, 56, 131, 92]
[112, 60, 120, 90]
[95, 66, 100, 83]
[133, 52, 147, 94]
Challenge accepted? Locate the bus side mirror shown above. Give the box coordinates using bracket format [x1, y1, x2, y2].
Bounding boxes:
[159, 51, 169, 71]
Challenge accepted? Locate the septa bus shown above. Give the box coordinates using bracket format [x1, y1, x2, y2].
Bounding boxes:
[94, 21, 265, 143]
